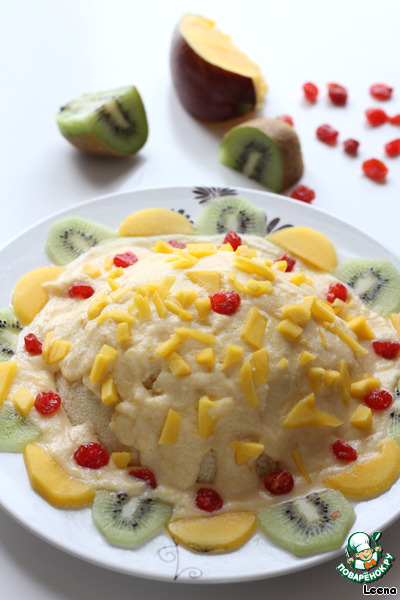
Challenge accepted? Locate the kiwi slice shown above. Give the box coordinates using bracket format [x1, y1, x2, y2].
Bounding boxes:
[0, 403, 41, 452]
[257, 489, 355, 556]
[92, 491, 172, 548]
[45, 216, 117, 266]
[56, 86, 148, 157]
[219, 118, 304, 192]
[0, 307, 22, 362]
[333, 258, 400, 317]
[388, 377, 400, 444]
[195, 195, 266, 236]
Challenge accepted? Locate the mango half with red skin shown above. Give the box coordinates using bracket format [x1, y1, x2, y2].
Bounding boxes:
[170, 14, 267, 122]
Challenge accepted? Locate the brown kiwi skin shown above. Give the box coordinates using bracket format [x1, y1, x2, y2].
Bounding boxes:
[222, 117, 304, 192]
[63, 132, 130, 157]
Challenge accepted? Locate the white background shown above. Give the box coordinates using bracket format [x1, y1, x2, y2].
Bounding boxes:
[1, 0, 400, 597]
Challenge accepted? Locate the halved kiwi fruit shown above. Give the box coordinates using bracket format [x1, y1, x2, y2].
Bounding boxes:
[0, 307, 22, 362]
[56, 86, 148, 157]
[257, 489, 355, 556]
[45, 216, 117, 265]
[219, 118, 304, 192]
[195, 195, 266, 236]
[0, 403, 41, 452]
[333, 258, 400, 317]
[92, 491, 172, 548]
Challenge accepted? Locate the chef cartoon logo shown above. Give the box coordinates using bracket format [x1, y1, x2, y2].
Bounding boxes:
[336, 531, 395, 584]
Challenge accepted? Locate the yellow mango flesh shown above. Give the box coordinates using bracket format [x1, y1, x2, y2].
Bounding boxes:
[268, 226, 337, 271]
[324, 438, 400, 499]
[24, 443, 95, 508]
[12, 266, 64, 324]
[167, 511, 256, 553]
[119, 208, 194, 236]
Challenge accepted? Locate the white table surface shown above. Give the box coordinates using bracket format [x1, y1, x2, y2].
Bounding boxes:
[2, 0, 400, 597]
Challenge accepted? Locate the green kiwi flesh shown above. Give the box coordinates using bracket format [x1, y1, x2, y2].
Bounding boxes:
[0, 307, 22, 362]
[195, 195, 267, 236]
[219, 118, 304, 192]
[45, 215, 117, 265]
[0, 403, 41, 452]
[257, 489, 355, 556]
[333, 258, 400, 317]
[388, 377, 400, 444]
[56, 86, 148, 156]
[92, 491, 172, 548]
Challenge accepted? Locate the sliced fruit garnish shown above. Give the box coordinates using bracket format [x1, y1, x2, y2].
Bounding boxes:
[268, 226, 337, 271]
[12, 266, 64, 324]
[257, 490, 355, 556]
[0, 307, 22, 362]
[324, 438, 400, 499]
[283, 393, 343, 428]
[24, 443, 95, 508]
[0, 403, 40, 452]
[119, 208, 194, 236]
[92, 491, 172, 547]
[167, 512, 256, 553]
[195, 196, 266, 236]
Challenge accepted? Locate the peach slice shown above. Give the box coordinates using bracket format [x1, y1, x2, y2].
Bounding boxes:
[324, 438, 400, 499]
[268, 226, 337, 271]
[119, 208, 194, 236]
[170, 14, 266, 122]
[24, 443, 95, 508]
[12, 266, 64, 324]
[167, 512, 256, 553]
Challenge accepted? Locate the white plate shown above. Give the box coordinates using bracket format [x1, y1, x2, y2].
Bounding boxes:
[0, 185, 399, 584]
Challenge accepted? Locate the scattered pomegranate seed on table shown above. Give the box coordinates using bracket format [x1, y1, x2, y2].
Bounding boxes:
[316, 124, 339, 145]
[113, 251, 138, 268]
[372, 340, 400, 359]
[129, 467, 157, 489]
[290, 185, 315, 203]
[24, 333, 43, 355]
[34, 390, 61, 415]
[209, 291, 241, 315]
[332, 440, 357, 462]
[385, 139, 400, 157]
[223, 230, 242, 250]
[343, 138, 359, 156]
[74, 442, 110, 469]
[302, 82, 318, 103]
[276, 114, 294, 126]
[370, 83, 393, 100]
[264, 469, 294, 495]
[326, 282, 348, 303]
[364, 389, 393, 411]
[68, 283, 95, 298]
[328, 82, 348, 106]
[362, 158, 388, 182]
[366, 108, 388, 126]
[274, 252, 296, 272]
[389, 114, 400, 125]
[195, 487, 223, 512]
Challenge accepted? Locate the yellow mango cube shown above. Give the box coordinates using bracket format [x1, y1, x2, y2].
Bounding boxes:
[221, 345, 243, 370]
[175, 289, 197, 307]
[291, 448, 312, 484]
[239, 359, 260, 408]
[241, 307, 267, 349]
[251, 348, 269, 383]
[101, 375, 120, 405]
[231, 441, 264, 465]
[276, 319, 303, 340]
[283, 393, 343, 428]
[196, 348, 215, 369]
[152, 291, 167, 318]
[82, 263, 101, 278]
[351, 405, 372, 430]
[282, 303, 311, 325]
[111, 452, 133, 468]
[198, 396, 218, 439]
[116, 322, 131, 344]
[347, 315, 375, 341]
[186, 270, 221, 294]
[350, 377, 381, 398]
[166, 352, 191, 376]
[0, 361, 18, 404]
[195, 297, 211, 319]
[89, 345, 118, 383]
[159, 409, 181, 444]
[298, 351, 316, 366]
[164, 299, 193, 321]
[13, 387, 34, 417]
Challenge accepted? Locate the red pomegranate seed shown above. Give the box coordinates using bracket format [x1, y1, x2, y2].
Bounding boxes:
[385, 139, 400, 157]
[113, 251, 138, 268]
[290, 185, 315, 203]
[195, 487, 223, 512]
[332, 440, 357, 462]
[34, 390, 61, 415]
[68, 283, 95, 299]
[24, 333, 43, 355]
[343, 138, 360, 156]
[168, 240, 186, 249]
[364, 389, 392, 411]
[326, 282, 348, 303]
[276, 114, 294, 126]
[129, 467, 157, 489]
[389, 114, 400, 125]
[264, 469, 294, 495]
[209, 291, 241, 315]
[316, 124, 339, 145]
[223, 230, 242, 251]
[370, 83, 393, 101]
[274, 252, 296, 272]
[366, 108, 388, 127]
[328, 83, 348, 106]
[372, 340, 400, 359]
[303, 82, 318, 103]
[362, 159, 388, 182]
[74, 442, 110, 469]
